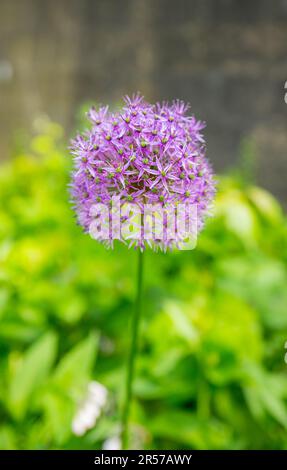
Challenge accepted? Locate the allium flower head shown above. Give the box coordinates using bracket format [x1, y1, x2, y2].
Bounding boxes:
[69, 94, 215, 251]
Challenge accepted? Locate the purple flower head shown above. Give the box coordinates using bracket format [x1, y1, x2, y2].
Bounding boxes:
[69, 94, 216, 251]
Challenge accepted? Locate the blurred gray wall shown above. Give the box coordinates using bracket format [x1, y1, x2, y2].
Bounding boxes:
[1, 0, 287, 202]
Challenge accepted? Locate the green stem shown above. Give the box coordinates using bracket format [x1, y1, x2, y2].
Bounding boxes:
[121, 250, 144, 450]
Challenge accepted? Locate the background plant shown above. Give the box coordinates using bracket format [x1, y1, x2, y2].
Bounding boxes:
[0, 119, 287, 449]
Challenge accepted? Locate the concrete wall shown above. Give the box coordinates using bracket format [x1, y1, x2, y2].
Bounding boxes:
[1, 0, 287, 202]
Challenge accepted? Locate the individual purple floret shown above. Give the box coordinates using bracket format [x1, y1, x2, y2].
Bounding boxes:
[69, 94, 216, 251]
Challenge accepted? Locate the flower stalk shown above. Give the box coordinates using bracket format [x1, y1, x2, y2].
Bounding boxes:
[121, 250, 144, 449]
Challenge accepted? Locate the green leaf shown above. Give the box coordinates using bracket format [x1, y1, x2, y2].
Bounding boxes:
[9, 331, 58, 419]
[261, 391, 287, 428]
[149, 410, 231, 449]
[53, 331, 99, 393]
[42, 391, 75, 444]
[0, 321, 43, 343]
[164, 300, 198, 344]
[0, 426, 17, 450]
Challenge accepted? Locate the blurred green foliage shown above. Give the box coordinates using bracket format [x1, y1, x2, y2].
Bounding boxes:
[0, 119, 287, 450]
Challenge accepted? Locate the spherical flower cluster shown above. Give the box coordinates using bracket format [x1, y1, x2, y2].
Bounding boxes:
[70, 94, 215, 250]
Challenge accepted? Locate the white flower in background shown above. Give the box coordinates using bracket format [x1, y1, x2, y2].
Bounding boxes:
[102, 435, 121, 450]
[72, 381, 108, 436]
